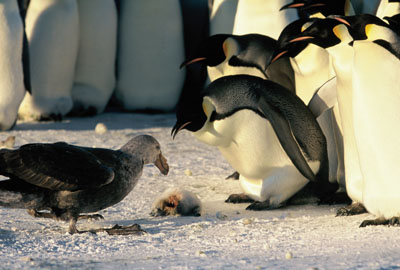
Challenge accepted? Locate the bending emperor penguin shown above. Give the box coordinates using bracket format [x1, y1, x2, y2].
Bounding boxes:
[270, 18, 345, 192]
[19, 0, 79, 121]
[70, 0, 117, 116]
[172, 75, 338, 210]
[0, 0, 27, 130]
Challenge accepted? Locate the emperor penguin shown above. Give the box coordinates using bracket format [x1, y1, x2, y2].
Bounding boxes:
[172, 74, 338, 210]
[347, 16, 400, 226]
[270, 18, 344, 190]
[0, 0, 27, 130]
[19, 0, 79, 121]
[376, 0, 400, 18]
[115, 0, 185, 111]
[70, 0, 117, 116]
[272, 17, 368, 215]
[280, 0, 356, 18]
[180, 33, 295, 91]
[209, 0, 299, 40]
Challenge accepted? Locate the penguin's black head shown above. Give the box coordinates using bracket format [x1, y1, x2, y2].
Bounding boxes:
[269, 18, 319, 64]
[299, 0, 348, 17]
[384, 14, 400, 36]
[172, 95, 208, 139]
[274, 18, 355, 55]
[337, 14, 390, 41]
[180, 34, 231, 68]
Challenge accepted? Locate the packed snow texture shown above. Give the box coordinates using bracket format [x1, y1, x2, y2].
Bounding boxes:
[0, 113, 399, 270]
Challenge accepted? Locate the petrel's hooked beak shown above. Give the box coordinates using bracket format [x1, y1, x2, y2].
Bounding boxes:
[155, 152, 169, 175]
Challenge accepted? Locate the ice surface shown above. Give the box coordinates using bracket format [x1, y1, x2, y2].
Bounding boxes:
[0, 113, 399, 270]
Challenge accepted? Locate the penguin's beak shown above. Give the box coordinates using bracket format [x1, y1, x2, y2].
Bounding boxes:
[332, 16, 351, 26]
[280, 2, 305, 11]
[270, 50, 288, 64]
[180, 57, 207, 69]
[171, 121, 192, 139]
[289, 36, 314, 43]
[155, 153, 169, 175]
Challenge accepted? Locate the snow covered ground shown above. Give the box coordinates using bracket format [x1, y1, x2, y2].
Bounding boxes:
[0, 112, 399, 270]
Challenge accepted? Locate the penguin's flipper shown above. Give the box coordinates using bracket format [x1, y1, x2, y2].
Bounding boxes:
[307, 76, 337, 118]
[257, 99, 317, 182]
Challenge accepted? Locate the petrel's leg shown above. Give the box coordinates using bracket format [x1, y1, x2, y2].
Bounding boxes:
[78, 214, 104, 221]
[68, 217, 79, 234]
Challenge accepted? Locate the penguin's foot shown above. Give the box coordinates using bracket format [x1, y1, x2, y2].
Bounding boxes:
[78, 214, 104, 221]
[246, 200, 273, 211]
[39, 113, 62, 122]
[336, 202, 367, 216]
[319, 192, 352, 205]
[225, 171, 240, 180]
[68, 105, 98, 117]
[360, 217, 400, 227]
[225, 193, 255, 204]
[81, 224, 146, 235]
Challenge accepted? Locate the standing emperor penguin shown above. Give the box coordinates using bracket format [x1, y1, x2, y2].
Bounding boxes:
[172, 75, 338, 210]
[0, 0, 26, 130]
[270, 18, 345, 190]
[70, 0, 117, 116]
[19, 0, 79, 121]
[115, 0, 185, 111]
[210, 0, 299, 40]
[348, 16, 400, 226]
[274, 17, 370, 215]
[376, 0, 400, 18]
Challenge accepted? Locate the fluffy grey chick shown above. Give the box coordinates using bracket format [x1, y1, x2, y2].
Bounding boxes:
[150, 187, 202, 216]
[0, 135, 169, 234]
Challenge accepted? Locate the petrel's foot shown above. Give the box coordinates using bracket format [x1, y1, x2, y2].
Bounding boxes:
[336, 202, 367, 216]
[28, 209, 56, 219]
[78, 214, 104, 221]
[225, 193, 255, 204]
[85, 224, 146, 235]
[225, 171, 240, 180]
[360, 217, 400, 227]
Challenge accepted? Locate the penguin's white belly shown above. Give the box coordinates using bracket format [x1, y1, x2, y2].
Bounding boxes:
[195, 109, 310, 206]
[20, 0, 79, 119]
[352, 42, 400, 218]
[72, 0, 117, 113]
[116, 0, 185, 111]
[0, 2, 25, 130]
[328, 44, 364, 203]
[232, 0, 298, 40]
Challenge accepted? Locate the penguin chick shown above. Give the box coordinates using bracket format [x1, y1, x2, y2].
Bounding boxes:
[150, 187, 202, 217]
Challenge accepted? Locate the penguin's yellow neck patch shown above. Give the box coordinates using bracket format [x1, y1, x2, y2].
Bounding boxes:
[202, 97, 215, 118]
[223, 38, 239, 59]
[301, 21, 314, 32]
[333, 24, 352, 43]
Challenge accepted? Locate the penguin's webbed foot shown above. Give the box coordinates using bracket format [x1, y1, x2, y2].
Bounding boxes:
[225, 171, 240, 180]
[318, 191, 351, 205]
[360, 217, 400, 227]
[225, 193, 255, 204]
[39, 113, 63, 122]
[336, 202, 367, 216]
[246, 200, 274, 211]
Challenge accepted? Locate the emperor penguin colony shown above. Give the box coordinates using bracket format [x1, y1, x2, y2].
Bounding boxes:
[0, 0, 400, 232]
